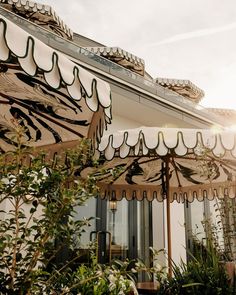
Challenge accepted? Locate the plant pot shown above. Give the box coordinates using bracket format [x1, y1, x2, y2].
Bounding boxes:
[220, 261, 235, 286]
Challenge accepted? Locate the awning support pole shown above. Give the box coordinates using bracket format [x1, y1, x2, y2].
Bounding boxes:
[165, 158, 172, 277]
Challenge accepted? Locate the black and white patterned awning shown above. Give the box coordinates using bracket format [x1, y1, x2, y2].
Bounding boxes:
[82, 127, 236, 202]
[0, 15, 112, 153]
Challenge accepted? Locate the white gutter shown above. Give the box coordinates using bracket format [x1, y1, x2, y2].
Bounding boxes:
[68, 56, 223, 128]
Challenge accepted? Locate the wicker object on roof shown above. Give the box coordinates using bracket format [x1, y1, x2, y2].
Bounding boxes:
[0, 0, 73, 39]
[156, 78, 204, 103]
[85, 46, 145, 76]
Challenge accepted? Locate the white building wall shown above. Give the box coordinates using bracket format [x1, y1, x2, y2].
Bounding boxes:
[170, 202, 186, 264]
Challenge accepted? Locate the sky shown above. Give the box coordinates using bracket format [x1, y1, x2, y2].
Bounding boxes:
[36, 0, 236, 110]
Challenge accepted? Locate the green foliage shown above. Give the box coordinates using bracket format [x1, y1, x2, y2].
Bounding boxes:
[0, 135, 96, 294]
[63, 257, 137, 295]
[210, 197, 236, 262]
[0, 129, 137, 294]
[157, 239, 234, 295]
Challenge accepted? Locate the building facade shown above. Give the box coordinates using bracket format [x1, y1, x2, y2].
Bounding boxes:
[0, 0, 232, 270]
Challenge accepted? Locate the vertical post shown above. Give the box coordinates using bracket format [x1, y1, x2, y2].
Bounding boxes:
[112, 211, 116, 244]
[109, 197, 117, 245]
[165, 158, 172, 277]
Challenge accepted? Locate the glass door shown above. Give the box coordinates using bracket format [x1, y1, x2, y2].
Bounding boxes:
[107, 198, 129, 261]
[74, 197, 97, 264]
[76, 197, 152, 266]
[106, 198, 152, 265]
[185, 199, 210, 258]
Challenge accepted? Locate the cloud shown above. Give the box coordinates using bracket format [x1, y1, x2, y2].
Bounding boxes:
[148, 22, 236, 47]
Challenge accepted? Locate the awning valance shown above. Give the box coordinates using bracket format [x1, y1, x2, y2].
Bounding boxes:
[83, 127, 236, 202]
[99, 127, 236, 159]
[0, 15, 112, 153]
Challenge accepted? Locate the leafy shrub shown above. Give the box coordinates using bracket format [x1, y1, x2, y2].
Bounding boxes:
[157, 239, 234, 295]
[0, 130, 137, 295]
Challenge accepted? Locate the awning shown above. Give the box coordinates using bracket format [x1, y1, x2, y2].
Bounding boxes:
[82, 126, 236, 276]
[0, 15, 112, 153]
[83, 127, 236, 202]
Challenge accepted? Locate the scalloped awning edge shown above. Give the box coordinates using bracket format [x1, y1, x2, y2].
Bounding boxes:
[99, 127, 236, 160]
[0, 15, 112, 122]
